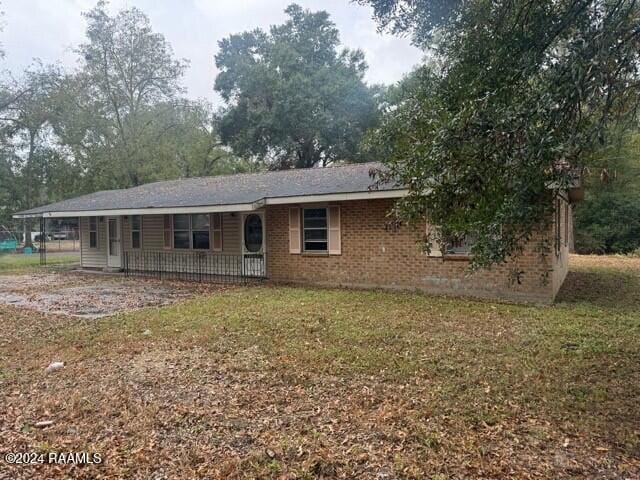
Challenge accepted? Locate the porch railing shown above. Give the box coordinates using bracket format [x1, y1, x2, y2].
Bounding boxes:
[123, 250, 265, 285]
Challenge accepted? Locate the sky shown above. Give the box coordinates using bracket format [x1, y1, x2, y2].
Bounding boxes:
[1, 0, 424, 105]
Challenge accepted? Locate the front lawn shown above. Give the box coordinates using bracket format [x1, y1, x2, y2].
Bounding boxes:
[0, 255, 638, 478]
[0, 253, 79, 273]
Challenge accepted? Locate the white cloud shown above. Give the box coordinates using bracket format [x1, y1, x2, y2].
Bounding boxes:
[0, 0, 423, 103]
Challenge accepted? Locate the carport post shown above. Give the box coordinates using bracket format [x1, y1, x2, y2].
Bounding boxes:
[39, 217, 46, 266]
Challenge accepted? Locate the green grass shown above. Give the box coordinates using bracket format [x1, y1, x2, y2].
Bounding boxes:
[0, 253, 79, 273]
[1, 254, 639, 478]
[82, 282, 638, 400]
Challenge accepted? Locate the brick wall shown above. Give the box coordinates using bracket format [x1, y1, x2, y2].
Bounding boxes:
[266, 198, 567, 303]
[551, 198, 571, 298]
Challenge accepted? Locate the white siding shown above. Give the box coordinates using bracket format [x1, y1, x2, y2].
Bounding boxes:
[80, 212, 246, 272]
[142, 215, 165, 250]
[120, 214, 241, 255]
[222, 213, 241, 255]
[120, 215, 163, 252]
[121, 213, 243, 275]
[80, 216, 107, 268]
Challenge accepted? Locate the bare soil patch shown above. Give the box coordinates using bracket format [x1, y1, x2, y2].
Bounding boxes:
[0, 272, 216, 318]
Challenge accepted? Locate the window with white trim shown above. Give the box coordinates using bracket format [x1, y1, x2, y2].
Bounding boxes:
[131, 215, 142, 249]
[303, 208, 328, 252]
[89, 217, 98, 249]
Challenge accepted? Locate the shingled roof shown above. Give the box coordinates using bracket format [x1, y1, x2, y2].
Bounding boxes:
[15, 162, 406, 218]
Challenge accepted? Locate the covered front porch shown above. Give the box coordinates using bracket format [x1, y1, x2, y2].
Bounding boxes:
[123, 249, 265, 283]
[80, 210, 267, 282]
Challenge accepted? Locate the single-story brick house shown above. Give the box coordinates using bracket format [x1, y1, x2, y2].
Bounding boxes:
[14, 162, 571, 303]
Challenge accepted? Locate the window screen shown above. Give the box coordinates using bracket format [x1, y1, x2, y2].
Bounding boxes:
[303, 208, 328, 252]
[173, 214, 190, 249]
[191, 214, 210, 250]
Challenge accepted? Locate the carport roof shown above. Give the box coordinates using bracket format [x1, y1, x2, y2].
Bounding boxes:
[14, 162, 407, 218]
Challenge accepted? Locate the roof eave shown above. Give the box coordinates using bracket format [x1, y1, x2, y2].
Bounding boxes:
[12, 189, 409, 219]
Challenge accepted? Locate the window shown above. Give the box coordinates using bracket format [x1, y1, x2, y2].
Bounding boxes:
[89, 217, 97, 249]
[163, 215, 172, 249]
[173, 214, 190, 249]
[444, 235, 474, 255]
[303, 208, 328, 252]
[131, 215, 142, 249]
[425, 222, 475, 257]
[170, 214, 211, 250]
[191, 214, 210, 250]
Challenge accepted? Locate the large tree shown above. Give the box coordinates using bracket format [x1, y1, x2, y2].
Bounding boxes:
[361, 0, 640, 269]
[53, 1, 189, 189]
[0, 65, 76, 237]
[359, 0, 461, 46]
[149, 100, 251, 179]
[215, 3, 381, 169]
[0, 2, 242, 228]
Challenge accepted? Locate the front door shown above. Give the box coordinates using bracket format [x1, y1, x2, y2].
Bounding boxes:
[241, 212, 265, 277]
[106, 217, 122, 269]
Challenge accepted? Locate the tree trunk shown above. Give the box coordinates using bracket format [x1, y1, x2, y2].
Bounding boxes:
[295, 141, 320, 169]
[24, 219, 33, 248]
[23, 131, 36, 248]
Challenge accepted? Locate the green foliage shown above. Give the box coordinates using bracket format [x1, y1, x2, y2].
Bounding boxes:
[355, 0, 461, 45]
[364, 0, 640, 269]
[149, 101, 252, 178]
[0, 2, 246, 227]
[215, 4, 381, 169]
[0, 64, 67, 229]
[53, 1, 190, 188]
[575, 192, 640, 253]
[574, 132, 640, 254]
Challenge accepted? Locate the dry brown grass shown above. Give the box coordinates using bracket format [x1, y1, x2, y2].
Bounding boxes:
[0, 254, 638, 479]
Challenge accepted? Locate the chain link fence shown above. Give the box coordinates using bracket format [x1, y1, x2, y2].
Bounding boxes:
[0, 229, 80, 253]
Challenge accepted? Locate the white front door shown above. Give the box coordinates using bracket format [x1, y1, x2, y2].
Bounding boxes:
[241, 212, 265, 277]
[106, 217, 122, 269]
